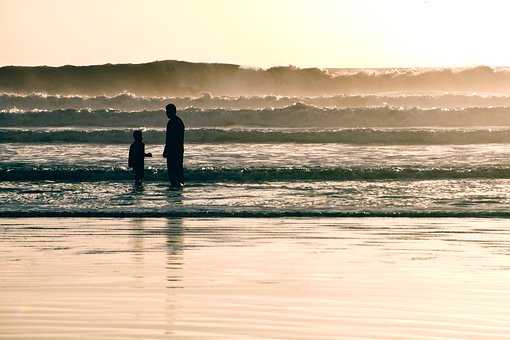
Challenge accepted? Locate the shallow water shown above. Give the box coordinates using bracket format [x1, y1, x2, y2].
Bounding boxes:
[4, 142, 510, 215]
[3, 142, 510, 169]
[3, 179, 510, 215]
[2, 217, 510, 339]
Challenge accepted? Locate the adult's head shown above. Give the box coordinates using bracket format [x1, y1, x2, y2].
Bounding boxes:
[133, 130, 142, 142]
[166, 103, 177, 119]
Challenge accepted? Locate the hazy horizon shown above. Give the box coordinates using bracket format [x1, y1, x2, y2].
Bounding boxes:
[2, 0, 510, 69]
[2, 57, 510, 70]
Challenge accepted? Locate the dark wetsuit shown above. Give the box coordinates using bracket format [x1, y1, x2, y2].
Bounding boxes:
[164, 116, 185, 185]
[128, 141, 148, 182]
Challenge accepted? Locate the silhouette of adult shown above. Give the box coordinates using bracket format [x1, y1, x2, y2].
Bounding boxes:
[163, 103, 185, 188]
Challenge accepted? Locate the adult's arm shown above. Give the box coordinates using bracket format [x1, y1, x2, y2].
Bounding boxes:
[128, 144, 134, 168]
[163, 121, 170, 158]
[178, 119, 185, 147]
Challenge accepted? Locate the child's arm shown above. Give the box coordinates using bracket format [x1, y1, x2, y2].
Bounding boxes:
[143, 144, 152, 157]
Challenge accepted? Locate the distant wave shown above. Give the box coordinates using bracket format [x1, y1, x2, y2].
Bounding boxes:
[4, 92, 510, 111]
[3, 165, 510, 182]
[2, 209, 510, 218]
[6, 127, 510, 144]
[5, 105, 510, 128]
[2, 61, 510, 96]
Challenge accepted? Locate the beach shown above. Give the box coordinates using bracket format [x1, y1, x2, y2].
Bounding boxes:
[4, 1, 510, 337]
[2, 217, 510, 339]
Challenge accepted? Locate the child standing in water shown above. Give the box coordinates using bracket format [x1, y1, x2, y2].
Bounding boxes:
[128, 130, 152, 185]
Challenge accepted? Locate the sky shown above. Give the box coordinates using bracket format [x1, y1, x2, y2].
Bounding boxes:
[1, 0, 509, 68]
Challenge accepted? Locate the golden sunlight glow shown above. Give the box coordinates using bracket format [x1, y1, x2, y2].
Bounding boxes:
[1, 0, 510, 68]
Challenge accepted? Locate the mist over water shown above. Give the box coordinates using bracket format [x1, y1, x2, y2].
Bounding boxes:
[6, 64, 510, 129]
[3, 61, 510, 96]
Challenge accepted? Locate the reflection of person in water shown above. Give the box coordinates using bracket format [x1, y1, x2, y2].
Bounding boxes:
[128, 130, 152, 186]
[162, 103, 185, 188]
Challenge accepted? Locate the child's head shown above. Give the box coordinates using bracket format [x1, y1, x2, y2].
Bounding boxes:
[133, 130, 142, 142]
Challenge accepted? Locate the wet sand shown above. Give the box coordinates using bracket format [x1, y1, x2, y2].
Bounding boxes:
[1, 217, 510, 339]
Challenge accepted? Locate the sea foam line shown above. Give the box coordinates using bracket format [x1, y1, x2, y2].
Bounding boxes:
[3, 166, 510, 182]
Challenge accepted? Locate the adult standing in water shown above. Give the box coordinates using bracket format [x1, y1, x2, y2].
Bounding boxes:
[163, 103, 185, 188]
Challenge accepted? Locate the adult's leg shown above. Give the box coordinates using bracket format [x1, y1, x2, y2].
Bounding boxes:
[167, 158, 178, 186]
[177, 153, 184, 184]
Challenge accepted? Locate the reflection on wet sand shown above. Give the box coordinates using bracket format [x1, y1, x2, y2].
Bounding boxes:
[164, 218, 183, 338]
[166, 218, 184, 287]
[2, 217, 510, 339]
[130, 218, 145, 288]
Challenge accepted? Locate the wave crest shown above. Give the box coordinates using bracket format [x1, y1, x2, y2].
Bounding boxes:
[4, 92, 510, 111]
[5, 105, 510, 127]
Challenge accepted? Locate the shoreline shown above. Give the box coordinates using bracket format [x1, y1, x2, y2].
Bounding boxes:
[2, 210, 510, 218]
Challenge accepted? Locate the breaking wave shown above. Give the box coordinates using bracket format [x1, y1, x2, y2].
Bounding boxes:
[5, 104, 510, 128]
[4, 127, 510, 144]
[4, 92, 510, 111]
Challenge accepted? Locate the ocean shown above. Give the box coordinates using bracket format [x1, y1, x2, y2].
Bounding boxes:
[3, 81, 510, 338]
[2, 89, 510, 217]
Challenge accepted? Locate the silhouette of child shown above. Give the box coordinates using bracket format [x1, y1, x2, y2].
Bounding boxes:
[128, 130, 152, 185]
